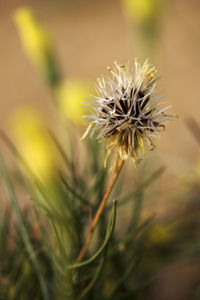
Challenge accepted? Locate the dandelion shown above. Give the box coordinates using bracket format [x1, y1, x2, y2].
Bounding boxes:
[76, 59, 177, 263]
[83, 59, 176, 166]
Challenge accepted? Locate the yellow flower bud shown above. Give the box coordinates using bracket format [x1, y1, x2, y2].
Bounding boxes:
[10, 108, 58, 182]
[122, 0, 163, 23]
[147, 224, 173, 246]
[54, 79, 92, 126]
[13, 7, 59, 85]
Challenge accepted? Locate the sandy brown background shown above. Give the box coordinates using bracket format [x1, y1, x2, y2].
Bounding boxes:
[0, 0, 200, 163]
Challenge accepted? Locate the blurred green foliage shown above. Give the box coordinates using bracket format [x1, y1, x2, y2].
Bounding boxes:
[0, 5, 200, 300]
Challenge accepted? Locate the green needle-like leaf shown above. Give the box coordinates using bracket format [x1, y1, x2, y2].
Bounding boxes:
[68, 200, 117, 270]
[77, 255, 105, 300]
[0, 155, 51, 300]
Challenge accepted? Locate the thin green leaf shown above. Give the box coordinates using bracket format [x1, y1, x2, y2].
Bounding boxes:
[0, 156, 51, 300]
[78, 255, 105, 300]
[60, 172, 89, 205]
[0, 208, 11, 259]
[68, 200, 117, 269]
[108, 256, 141, 299]
[115, 276, 156, 300]
[88, 168, 106, 195]
[108, 166, 165, 210]
[48, 130, 71, 169]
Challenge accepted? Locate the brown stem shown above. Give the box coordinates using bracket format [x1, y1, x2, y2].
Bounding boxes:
[76, 156, 124, 263]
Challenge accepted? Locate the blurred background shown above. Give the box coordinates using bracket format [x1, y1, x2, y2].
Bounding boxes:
[0, 0, 200, 160]
[0, 1, 200, 299]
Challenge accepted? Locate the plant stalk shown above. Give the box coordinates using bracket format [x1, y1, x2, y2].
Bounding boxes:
[76, 156, 124, 263]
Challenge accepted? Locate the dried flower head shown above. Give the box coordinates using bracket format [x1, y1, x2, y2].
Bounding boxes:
[82, 59, 176, 165]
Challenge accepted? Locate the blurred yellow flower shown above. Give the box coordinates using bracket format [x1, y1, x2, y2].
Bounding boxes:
[13, 7, 59, 85]
[54, 79, 92, 126]
[147, 223, 173, 246]
[122, 0, 163, 23]
[10, 108, 58, 182]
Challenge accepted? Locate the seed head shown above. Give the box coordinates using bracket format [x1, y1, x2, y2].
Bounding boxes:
[82, 59, 176, 166]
